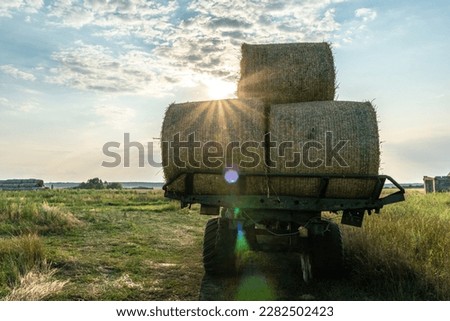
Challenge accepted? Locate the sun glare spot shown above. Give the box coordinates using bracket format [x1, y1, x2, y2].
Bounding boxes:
[206, 77, 236, 100]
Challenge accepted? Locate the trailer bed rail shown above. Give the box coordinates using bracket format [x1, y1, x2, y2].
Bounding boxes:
[163, 172, 405, 213]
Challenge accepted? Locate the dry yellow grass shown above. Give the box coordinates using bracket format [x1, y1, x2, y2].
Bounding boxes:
[4, 268, 68, 301]
[0, 199, 83, 234]
[1, 234, 68, 300]
[40, 202, 83, 229]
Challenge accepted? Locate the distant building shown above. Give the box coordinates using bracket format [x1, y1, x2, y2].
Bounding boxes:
[0, 179, 45, 191]
[423, 174, 450, 193]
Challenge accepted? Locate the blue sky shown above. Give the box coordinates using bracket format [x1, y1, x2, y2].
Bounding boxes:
[0, 0, 449, 183]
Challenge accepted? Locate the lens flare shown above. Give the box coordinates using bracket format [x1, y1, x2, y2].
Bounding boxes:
[236, 275, 276, 300]
[235, 221, 250, 253]
[224, 169, 239, 184]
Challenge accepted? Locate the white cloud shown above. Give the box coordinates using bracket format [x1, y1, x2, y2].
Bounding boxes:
[0, 65, 36, 81]
[151, 0, 345, 87]
[355, 8, 377, 22]
[40, 0, 376, 95]
[0, 0, 43, 17]
[0, 1, 22, 17]
[186, 0, 342, 41]
[331, 7, 378, 46]
[47, 0, 178, 32]
[47, 40, 234, 95]
[47, 42, 164, 94]
[24, 0, 43, 13]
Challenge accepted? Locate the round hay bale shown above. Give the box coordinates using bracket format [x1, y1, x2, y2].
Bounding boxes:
[237, 42, 335, 104]
[269, 101, 379, 199]
[161, 99, 267, 195]
[4, 179, 21, 184]
[20, 183, 39, 188]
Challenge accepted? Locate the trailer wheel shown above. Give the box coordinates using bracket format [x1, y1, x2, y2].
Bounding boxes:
[310, 221, 344, 278]
[203, 217, 237, 275]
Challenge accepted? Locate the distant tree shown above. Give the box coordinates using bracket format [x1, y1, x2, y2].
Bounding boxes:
[77, 178, 105, 189]
[77, 178, 122, 190]
[106, 182, 123, 190]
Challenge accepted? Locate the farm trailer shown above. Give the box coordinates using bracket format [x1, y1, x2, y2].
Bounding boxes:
[163, 171, 405, 282]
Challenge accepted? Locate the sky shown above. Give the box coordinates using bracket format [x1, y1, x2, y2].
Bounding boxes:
[0, 0, 449, 183]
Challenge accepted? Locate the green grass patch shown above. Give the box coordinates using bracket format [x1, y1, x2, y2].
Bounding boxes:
[0, 189, 448, 300]
[0, 197, 82, 235]
[0, 234, 45, 297]
[343, 191, 450, 300]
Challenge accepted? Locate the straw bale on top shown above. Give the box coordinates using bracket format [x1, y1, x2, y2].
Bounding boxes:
[238, 42, 335, 104]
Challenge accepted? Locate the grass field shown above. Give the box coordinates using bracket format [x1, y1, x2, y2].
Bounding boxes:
[0, 189, 448, 300]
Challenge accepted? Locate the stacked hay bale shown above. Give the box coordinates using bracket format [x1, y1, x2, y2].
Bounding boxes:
[0, 179, 44, 191]
[161, 99, 267, 195]
[237, 42, 379, 199]
[238, 42, 335, 103]
[269, 101, 379, 198]
[162, 42, 380, 198]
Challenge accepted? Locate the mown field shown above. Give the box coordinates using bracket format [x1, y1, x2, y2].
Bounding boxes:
[0, 189, 448, 301]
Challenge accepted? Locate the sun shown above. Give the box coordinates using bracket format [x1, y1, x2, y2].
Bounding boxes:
[205, 77, 236, 100]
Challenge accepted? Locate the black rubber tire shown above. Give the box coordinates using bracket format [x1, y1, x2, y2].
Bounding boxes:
[203, 218, 237, 275]
[310, 221, 344, 278]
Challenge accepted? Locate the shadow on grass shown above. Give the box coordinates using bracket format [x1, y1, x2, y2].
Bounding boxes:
[198, 251, 442, 301]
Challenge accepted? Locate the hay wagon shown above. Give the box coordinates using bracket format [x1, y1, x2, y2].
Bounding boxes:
[161, 42, 405, 281]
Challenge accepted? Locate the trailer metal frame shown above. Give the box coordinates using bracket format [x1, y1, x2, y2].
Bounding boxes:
[164, 171, 405, 217]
